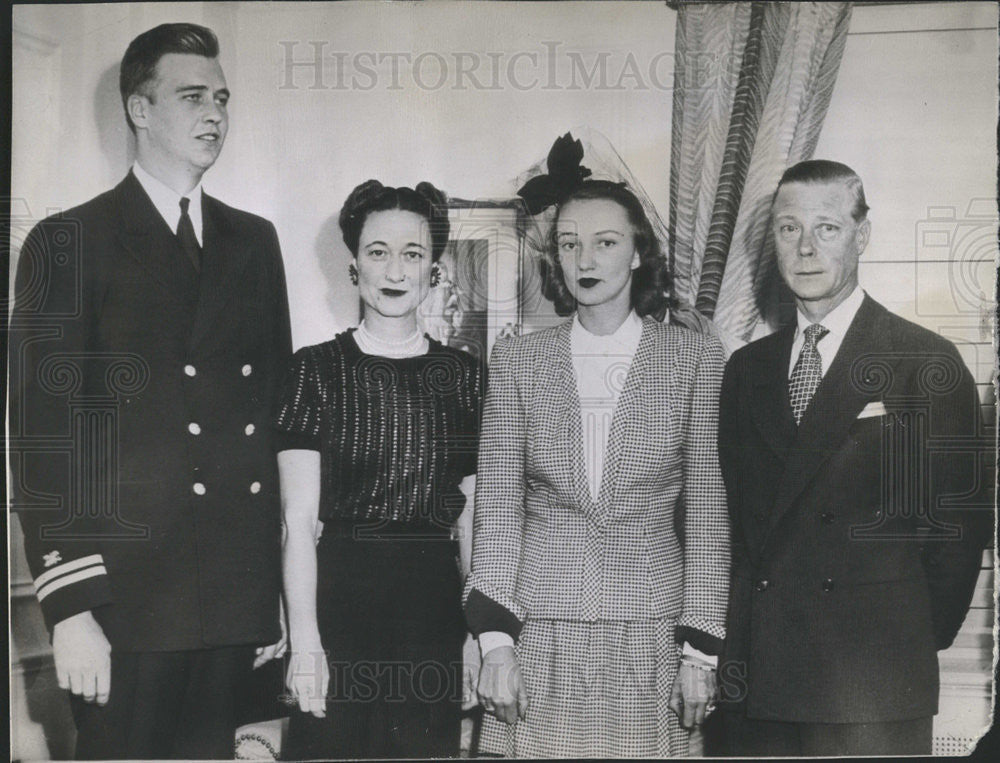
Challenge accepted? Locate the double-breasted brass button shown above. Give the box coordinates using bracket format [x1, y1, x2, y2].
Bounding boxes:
[245, 424, 255, 436]
[193, 482, 206, 496]
[188, 422, 201, 436]
[822, 578, 835, 592]
[755, 579, 769, 592]
[184, 365, 197, 377]
[242, 364, 253, 377]
[250, 481, 261, 494]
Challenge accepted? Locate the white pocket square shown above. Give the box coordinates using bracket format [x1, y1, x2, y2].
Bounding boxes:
[857, 401, 888, 419]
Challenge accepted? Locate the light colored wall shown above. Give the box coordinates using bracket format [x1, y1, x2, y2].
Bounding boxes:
[9, 2, 997, 758]
[815, 1, 997, 397]
[814, 4, 996, 752]
[11, 0, 678, 348]
[10, 3, 678, 757]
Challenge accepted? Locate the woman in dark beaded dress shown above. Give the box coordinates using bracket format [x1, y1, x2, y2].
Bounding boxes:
[275, 180, 483, 759]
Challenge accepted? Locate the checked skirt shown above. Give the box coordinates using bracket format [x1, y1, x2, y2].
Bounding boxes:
[477, 617, 688, 758]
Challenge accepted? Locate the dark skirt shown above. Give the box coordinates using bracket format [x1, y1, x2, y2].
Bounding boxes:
[284, 522, 466, 760]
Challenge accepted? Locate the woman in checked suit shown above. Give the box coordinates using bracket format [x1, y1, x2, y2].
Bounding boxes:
[465, 145, 730, 758]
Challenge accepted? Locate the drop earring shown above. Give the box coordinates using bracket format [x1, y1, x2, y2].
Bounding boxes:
[349, 262, 359, 286]
[430, 264, 441, 288]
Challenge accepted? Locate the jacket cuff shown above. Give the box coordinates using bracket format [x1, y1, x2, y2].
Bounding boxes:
[272, 429, 321, 452]
[465, 588, 523, 641]
[675, 625, 724, 656]
[34, 554, 113, 632]
[682, 641, 719, 666]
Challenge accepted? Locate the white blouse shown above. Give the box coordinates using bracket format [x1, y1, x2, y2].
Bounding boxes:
[569, 310, 643, 502]
[479, 310, 716, 665]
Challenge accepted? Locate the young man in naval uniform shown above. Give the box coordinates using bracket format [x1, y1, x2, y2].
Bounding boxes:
[10, 23, 291, 759]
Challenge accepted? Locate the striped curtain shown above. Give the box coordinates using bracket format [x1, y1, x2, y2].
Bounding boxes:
[669, 1, 852, 345]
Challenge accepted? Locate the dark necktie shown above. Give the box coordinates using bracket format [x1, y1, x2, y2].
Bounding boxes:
[176, 197, 201, 272]
[789, 323, 829, 424]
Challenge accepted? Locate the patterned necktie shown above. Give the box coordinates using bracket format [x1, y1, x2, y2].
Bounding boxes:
[789, 323, 829, 424]
[176, 197, 201, 272]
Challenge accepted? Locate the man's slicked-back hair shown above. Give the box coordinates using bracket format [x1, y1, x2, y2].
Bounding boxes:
[774, 159, 870, 221]
[120, 23, 219, 133]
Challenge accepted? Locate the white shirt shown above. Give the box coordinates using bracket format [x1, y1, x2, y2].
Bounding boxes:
[788, 286, 865, 379]
[132, 162, 204, 247]
[479, 311, 716, 666]
[570, 310, 644, 503]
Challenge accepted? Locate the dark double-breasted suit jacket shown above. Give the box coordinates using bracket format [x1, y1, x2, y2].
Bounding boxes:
[718, 294, 990, 724]
[10, 171, 292, 652]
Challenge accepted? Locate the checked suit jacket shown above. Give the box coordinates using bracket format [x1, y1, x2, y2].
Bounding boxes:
[10, 171, 292, 652]
[465, 316, 730, 652]
[718, 294, 991, 724]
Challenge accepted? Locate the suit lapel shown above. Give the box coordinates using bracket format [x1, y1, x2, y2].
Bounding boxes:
[540, 321, 597, 517]
[602, 318, 655, 517]
[749, 325, 798, 457]
[113, 172, 200, 305]
[768, 296, 895, 529]
[188, 194, 253, 352]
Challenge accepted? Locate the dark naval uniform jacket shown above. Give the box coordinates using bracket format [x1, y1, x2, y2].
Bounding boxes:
[718, 294, 990, 724]
[10, 171, 292, 652]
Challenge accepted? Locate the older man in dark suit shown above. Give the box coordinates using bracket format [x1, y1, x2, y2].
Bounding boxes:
[716, 160, 990, 756]
[10, 23, 291, 759]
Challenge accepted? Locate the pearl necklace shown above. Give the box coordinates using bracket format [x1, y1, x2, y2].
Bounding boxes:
[355, 320, 428, 358]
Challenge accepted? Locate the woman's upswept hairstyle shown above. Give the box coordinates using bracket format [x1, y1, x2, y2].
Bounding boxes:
[542, 180, 674, 318]
[339, 180, 450, 262]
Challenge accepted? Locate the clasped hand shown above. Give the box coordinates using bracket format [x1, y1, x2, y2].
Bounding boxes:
[285, 641, 330, 718]
[667, 659, 718, 728]
[476, 645, 529, 724]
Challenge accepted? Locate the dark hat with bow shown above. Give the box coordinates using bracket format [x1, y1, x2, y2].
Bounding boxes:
[516, 132, 595, 215]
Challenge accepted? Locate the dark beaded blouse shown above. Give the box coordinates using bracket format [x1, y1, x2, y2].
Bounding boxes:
[274, 330, 484, 528]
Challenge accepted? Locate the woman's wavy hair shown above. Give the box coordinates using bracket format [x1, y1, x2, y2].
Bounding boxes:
[339, 180, 450, 262]
[540, 180, 674, 318]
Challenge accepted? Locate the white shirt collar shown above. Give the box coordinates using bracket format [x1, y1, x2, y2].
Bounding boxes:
[795, 285, 865, 341]
[132, 162, 204, 246]
[789, 286, 865, 378]
[571, 310, 644, 353]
